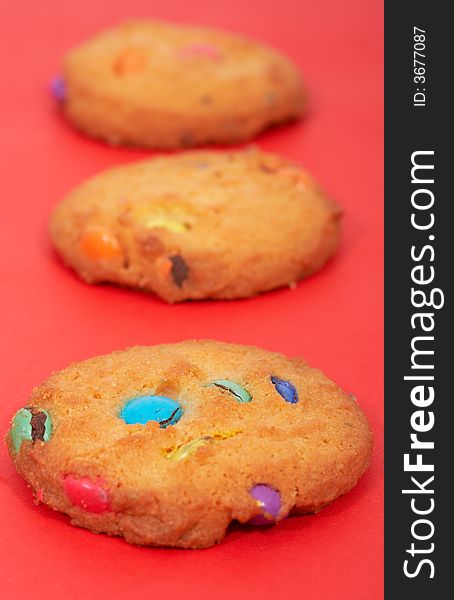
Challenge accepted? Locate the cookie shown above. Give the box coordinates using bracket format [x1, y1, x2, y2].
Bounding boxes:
[51, 20, 305, 149]
[6, 341, 372, 549]
[50, 149, 341, 302]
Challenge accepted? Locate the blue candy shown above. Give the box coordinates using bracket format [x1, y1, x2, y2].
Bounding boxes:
[270, 376, 298, 404]
[120, 395, 183, 428]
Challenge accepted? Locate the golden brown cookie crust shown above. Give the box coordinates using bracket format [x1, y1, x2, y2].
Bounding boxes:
[58, 20, 306, 149]
[6, 341, 372, 549]
[49, 149, 342, 302]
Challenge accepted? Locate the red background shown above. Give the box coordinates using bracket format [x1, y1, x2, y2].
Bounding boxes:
[0, 0, 383, 598]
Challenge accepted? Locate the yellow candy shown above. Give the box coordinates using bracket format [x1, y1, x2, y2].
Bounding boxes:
[166, 430, 241, 461]
[167, 437, 211, 461]
[132, 201, 191, 233]
[141, 216, 188, 233]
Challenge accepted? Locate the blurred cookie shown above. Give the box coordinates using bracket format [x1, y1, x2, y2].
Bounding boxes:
[49, 149, 341, 302]
[51, 20, 305, 148]
[6, 340, 372, 548]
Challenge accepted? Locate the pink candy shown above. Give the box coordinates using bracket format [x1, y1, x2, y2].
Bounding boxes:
[178, 43, 222, 60]
[63, 474, 111, 513]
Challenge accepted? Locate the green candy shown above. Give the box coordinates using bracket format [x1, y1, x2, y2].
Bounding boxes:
[209, 379, 252, 403]
[11, 409, 32, 452]
[10, 407, 52, 452]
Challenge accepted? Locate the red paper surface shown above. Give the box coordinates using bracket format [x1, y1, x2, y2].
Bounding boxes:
[0, 0, 383, 598]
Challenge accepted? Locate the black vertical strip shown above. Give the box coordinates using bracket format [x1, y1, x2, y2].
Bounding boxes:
[385, 2, 451, 596]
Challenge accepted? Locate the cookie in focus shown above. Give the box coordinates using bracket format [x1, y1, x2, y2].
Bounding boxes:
[6, 340, 372, 549]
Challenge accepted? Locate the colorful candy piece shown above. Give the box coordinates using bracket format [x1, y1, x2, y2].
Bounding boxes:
[10, 409, 33, 452]
[141, 216, 188, 233]
[80, 226, 123, 260]
[169, 255, 189, 287]
[178, 43, 222, 60]
[209, 379, 252, 403]
[120, 395, 183, 428]
[270, 376, 298, 404]
[63, 475, 110, 513]
[49, 75, 67, 102]
[166, 430, 241, 461]
[132, 201, 192, 234]
[10, 407, 52, 452]
[114, 48, 147, 75]
[167, 437, 211, 461]
[249, 484, 282, 525]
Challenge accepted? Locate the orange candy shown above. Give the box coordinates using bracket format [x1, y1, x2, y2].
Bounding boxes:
[80, 226, 123, 260]
[114, 48, 147, 75]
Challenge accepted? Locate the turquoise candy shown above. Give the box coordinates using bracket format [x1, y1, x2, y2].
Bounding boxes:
[209, 379, 252, 403]
[10, 409, 32, 452]
[120, 395, 183, 428]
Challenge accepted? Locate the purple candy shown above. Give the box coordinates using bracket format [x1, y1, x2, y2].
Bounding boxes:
[249, 484, 281, 525]
[271, 375, 299, 404]
[49, 75, 66, 102]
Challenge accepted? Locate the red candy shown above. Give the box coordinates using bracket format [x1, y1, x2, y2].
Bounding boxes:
[63, 475, 111, 513]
